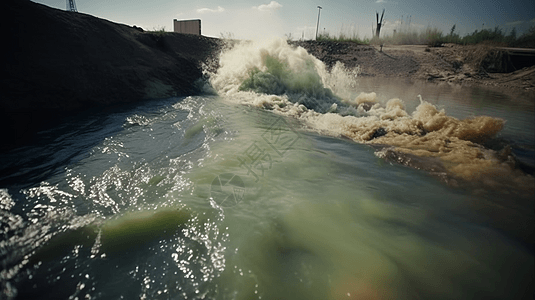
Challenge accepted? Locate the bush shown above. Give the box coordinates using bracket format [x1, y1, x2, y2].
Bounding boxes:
[425, 27, 445, 47]
[513, 25, 535, 48]
[317, 24, 535, 48]
[374, 27, 444, 46]
[148, 26, 168, 37]
[461, 26, 507, 45]
[316, 26, 370, 44]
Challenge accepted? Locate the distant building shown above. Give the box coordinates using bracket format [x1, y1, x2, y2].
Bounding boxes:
[173, 19, 201, 35]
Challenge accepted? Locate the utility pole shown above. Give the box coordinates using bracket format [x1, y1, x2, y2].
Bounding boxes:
[66, 0, 77, 12]
[315, 6, 322, 40]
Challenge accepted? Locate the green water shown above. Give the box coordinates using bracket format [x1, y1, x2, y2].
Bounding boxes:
[2, 37, 534, 299]
[1, 89, 532, 299]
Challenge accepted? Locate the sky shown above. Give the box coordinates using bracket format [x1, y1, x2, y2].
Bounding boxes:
[32, 0, 535, 40]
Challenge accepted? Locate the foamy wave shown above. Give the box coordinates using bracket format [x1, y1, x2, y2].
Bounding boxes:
[207, 38, 534, 189]
[209, 39, 359, 113]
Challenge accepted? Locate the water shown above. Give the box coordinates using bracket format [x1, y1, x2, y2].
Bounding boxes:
[1, 40, 534, 300]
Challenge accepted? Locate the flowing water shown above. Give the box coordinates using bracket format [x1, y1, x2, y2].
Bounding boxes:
[1, 39, 534, 300]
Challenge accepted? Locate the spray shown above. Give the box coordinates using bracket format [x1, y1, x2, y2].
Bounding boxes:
[207, 38, 533, 188]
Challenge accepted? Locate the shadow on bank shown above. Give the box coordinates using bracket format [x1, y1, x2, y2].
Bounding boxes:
[1, 0, 222, 152]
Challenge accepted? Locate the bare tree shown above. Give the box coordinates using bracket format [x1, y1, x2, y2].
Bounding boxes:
[375, 9, 385, 38]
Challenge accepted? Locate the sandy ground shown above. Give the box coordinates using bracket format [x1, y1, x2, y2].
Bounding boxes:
[292, 41, 535, 95]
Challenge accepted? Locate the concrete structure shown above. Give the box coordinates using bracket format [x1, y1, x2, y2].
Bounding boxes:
[173, 19, 201, 35]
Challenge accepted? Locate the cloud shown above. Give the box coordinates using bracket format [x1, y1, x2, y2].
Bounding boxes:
[375, 0, 398, 4]
[253, 1, 282, 11]
[506, 20, 524, 26]
[196, 6, 225, 14]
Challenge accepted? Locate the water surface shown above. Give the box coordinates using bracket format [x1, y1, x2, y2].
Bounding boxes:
[1, 40, 533, 300]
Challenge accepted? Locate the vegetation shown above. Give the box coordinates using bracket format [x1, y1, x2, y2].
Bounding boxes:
[312, 16, 535, 48]
[317, 31, 370, 44]
[514, 25, 535, 48]
[148, 26, 168, 37]
[447, 24, 535, 47]
[371, 27, 443, 46]
[313, 24, 444, 47]
[449, 26, 509, 45]
[316, 25, 370, 44]
[374, 24, 535, 47]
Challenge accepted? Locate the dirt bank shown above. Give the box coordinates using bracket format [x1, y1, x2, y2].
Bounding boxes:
[292, 41, 535, 94]
[3, 1, 532, 151]
[2, 0, 222, 150]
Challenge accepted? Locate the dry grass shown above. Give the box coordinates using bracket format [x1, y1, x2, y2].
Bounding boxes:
[316, 25, 370, 44]
[372, 27, 444, 46]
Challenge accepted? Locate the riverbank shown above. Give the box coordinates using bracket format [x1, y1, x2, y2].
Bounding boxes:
[292, 41, 535, 93]
[3, 1, 533, 151]
[2, 0, 222, 150]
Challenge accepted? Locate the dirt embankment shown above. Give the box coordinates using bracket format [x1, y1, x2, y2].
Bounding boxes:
[292, 41, 535, 93]
[2, 0, 222, 150]
[2, 1, 532, 151]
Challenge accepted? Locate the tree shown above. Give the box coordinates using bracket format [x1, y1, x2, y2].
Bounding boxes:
[513, 25, 535, 48]
[450, 24, 456, 36]
[375, 9, 385, 38]
[509, 27, 517, 39]
[447, 24, 458, 43]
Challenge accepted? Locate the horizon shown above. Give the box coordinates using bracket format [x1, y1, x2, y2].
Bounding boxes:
[32, 0, 535, 40]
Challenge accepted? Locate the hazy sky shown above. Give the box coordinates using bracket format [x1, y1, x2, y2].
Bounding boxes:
[32, 0, 535, 40]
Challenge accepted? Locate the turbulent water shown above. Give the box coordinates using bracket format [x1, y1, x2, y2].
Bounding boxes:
[1, 39, 534, 300]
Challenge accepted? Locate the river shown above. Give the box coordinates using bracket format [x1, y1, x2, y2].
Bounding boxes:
[1, 39, 533, 300]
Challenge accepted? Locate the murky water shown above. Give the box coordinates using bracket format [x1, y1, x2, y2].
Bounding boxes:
[1, 39, 534, 300]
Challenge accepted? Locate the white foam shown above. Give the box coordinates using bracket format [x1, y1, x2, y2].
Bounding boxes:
[209, 39, 358, 105]
[207, 38, 533, 187]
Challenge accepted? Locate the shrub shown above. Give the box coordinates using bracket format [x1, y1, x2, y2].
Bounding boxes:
[460, 26, 508, 46]
[513, 25, 535, 48]
[148, 26, 168, 37]
[375, 27, 444, 46]
[425, 27, 444, 47]
[316, 26, 370, 44]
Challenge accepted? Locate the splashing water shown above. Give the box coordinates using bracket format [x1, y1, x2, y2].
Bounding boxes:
[210, 38, 359, 113]
[1, 39, 533, 300]
[208, 38, 533, 190]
